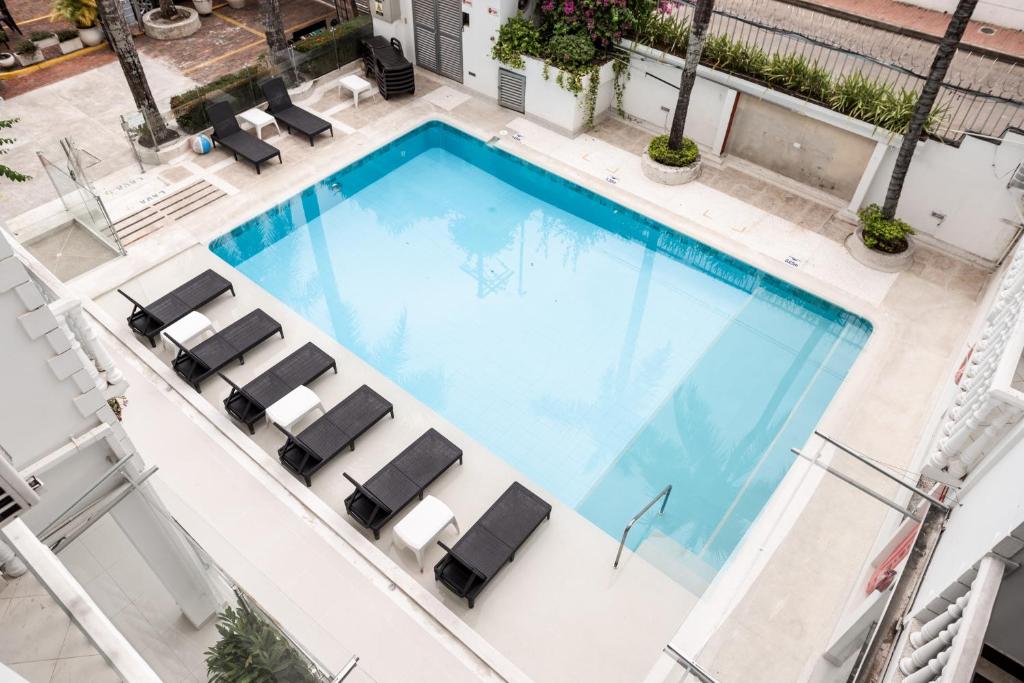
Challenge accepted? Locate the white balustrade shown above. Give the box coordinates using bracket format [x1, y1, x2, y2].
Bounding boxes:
[49, 298, 125, 391]
[928, 239, 1024, 477]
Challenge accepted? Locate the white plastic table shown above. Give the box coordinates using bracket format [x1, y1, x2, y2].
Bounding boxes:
[237, 107, 281, 140]
[265, 385, 324, 431]
[161, 311, 214, 350]
[392, 495, 459, 572]
[338, 74, 374, 108]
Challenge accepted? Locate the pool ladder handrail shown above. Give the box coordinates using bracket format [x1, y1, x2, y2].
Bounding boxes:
[663, 644, 720, 683]
[613, 484, 672, 568]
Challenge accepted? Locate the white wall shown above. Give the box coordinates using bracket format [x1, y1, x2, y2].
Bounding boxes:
[897, 0, 1024, 30]
[861, 132, 1024, 263]
[460, 0, 519, 98]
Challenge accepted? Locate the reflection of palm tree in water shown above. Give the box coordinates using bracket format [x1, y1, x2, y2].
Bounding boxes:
[449, 208, 517, 298]
[368, 308, 448, 409]
[532, 210, 604, 270]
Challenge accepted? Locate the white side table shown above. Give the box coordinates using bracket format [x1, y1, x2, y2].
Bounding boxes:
[237, 107, 281, 140]
[266, 385, 324, 431]
[161, 311, 214, 350]
[338, 74, 374, 108]
[392, 495, 459, 572]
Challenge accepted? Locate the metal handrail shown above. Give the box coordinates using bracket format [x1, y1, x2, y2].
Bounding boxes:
[664, 644, 720, 683]
[613, 484, 671, 568]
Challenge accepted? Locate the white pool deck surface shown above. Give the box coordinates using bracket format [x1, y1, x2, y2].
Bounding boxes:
[19, 67, 990, 682]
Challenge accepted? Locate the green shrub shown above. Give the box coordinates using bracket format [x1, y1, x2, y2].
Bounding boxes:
[13, 39, 37, 55]
[292, 14, 372, 80]
[547, 34, 595, 68]
[648, 134, 699, 167]
[491, 14, 542, 69]
[858, 203, 914, 254]
[30, 30, 54, 41]
[763, 54, 831, 101]
[169, 63, 270, 133]
[56, 28, 80, 41]
[205, 597, 322, 683]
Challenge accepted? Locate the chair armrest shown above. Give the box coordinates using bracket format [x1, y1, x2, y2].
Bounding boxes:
[218, 373, 261, 418]
[117, 289, 154, 322]
[166, 333, 205, 380]
[341, 473, 391, 522]
[436, 541, 487, 582]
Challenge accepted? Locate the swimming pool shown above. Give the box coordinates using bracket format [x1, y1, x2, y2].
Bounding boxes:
[211, 121, 871, 592]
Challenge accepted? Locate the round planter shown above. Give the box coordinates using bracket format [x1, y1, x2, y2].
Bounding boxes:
[193, 0, 214, 14]
[0, 53, 15, 69]
[641, 151, 702, 185]
[142, 7, 201, 40]
[78, 26, 104, 46]
[225, 0, 245, 8]
[845, 227, 916, 273]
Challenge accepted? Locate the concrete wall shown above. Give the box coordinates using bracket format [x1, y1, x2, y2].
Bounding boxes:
[897, 0, 1024, 30]
[860, 131, 1024, 263]
[724, 95, 876, 201]
[987, 565, 1024, 663]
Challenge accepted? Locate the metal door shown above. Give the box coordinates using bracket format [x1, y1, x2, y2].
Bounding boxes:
[412, 0, 462, 82]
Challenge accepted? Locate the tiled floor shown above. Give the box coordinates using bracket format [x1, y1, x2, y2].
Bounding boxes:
[0, 514, 221, 683]
[23, 224, 117, 282]
[0, 573, 119, 683]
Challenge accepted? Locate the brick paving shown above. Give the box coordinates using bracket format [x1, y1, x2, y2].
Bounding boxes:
[801, 0, 1024, 59]
[1, 0, 334, 96]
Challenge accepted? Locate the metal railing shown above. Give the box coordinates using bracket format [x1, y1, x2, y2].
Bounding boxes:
[664, 644, 720, 683]
[613, 484, 672, 568]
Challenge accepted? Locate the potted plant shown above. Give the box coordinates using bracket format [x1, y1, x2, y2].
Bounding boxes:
[57, 28, 83, 53]
[0, 30, 15, 68]
[845, 203, 916, 272]
[642, 134, 702, 185]
[30, 30, 58, 49]
[225, 0, 245, 9]
[13, 39, 42, 66]
[50, 0, 104, 46]
[193, 0, 213, 14]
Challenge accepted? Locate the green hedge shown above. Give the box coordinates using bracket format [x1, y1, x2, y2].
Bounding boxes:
[292, 14, 372, 81]
[169, 15, 372, 134]
[169, 63, 271, 134]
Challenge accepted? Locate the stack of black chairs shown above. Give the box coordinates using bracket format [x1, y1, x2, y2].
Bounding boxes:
[361, 36, 415, 100]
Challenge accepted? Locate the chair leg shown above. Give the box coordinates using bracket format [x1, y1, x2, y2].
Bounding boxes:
[248, 423, 255, 435]
[239, 355, 245, 365]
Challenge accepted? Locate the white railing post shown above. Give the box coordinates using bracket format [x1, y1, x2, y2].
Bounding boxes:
[48, 298, 125, 390]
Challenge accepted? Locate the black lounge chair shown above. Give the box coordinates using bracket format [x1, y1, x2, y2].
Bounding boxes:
[343, 429, 463, 539]
[434, 482, 551, 608]
[168, 309, 283, 392]
[361, 36, 414, 99]
[275, 385, 394, 486]
[118, 270, 234, 347]
[206, 101, 282, 175]
[260, 77, 333, 147]
[220, 342, 337, 434]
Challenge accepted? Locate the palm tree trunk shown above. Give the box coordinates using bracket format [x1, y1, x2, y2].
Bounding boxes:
[260, 0, 289, 55]
[668, 0, 714, 151]
[158, 0, 178, 21]
[334, 0, 358, 22]
[880, 0, 977, 220]
[96, 0, 177, 145]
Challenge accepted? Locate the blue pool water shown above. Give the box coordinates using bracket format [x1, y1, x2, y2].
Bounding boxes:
[211, 121, 870, 591]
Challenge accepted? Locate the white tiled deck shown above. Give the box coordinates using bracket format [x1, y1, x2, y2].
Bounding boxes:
[46, 69, 992, 681]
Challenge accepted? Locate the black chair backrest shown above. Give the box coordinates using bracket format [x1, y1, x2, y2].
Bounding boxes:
[206, 101, 241, 138]
[261, 77, 292, 114]
[390, 38, 403, 55]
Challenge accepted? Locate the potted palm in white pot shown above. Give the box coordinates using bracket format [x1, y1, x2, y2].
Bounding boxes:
[57, 28, 84, 53]
[50, 0, 104, 47]
[13, 39, 42, 66]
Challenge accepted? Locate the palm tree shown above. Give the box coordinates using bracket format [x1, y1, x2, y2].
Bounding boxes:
[667, 0, 714, 150]
[259, 0, 288, 55]
[880, 0, 977, 219]
[96, 0, 177, 144]
[157, 0, 180, 20]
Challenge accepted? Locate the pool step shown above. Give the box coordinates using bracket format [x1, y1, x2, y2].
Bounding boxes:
[635, 530, 717, 597]
[111, 179, 225, 247]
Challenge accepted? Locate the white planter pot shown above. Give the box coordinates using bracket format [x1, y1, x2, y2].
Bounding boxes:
[59, 38, 84, 54]
[845, 227, 916, 272]
[78, 26, 104, 46]
[142, 7, 202, 40]
[31, 35, 58, 49]
[194, 0, 214, 14]
[641, 151, 703, 185]
[15, 51, 42, 66]
[521, 56, 615, 137]
[0, 53, 15, 68]
[226, 0, 245, 8]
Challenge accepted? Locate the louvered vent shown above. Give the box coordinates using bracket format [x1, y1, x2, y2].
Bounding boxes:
[499, 69, 526, 114]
